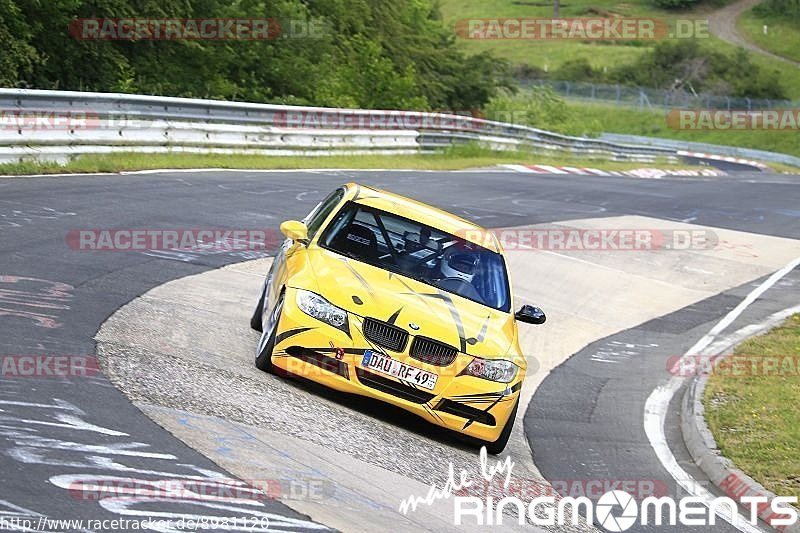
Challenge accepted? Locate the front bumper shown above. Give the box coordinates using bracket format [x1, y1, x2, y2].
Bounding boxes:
[270, 288, 523, 442]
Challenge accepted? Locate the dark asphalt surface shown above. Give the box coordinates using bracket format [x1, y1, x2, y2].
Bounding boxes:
[527, 269, 800, 532]
[0, 168, 798, 531]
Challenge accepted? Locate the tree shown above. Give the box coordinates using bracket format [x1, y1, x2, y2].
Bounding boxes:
[0, 0, 41, 87]
[0, 0, 508, 110]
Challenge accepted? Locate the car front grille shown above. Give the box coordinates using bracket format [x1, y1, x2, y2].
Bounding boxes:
[410, 337, 458, 366]
[362, 318, 409, 352]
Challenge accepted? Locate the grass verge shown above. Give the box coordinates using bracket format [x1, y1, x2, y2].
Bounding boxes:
[704, 313, 800, 500]
[485, 91, 800, 164]
[440, 0, 800, 100]
[574, 101, 800, 160]
[737, 10, 800, 63]
[0, 146, 705, 176]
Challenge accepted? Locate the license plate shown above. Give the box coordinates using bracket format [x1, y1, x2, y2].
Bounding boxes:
[361, 350, 438, 391]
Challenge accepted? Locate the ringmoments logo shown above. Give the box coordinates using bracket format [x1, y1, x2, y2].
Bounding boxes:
[595, 490, 637, 531]
[398, 448, 799, 530]
[451, 492, 798, 529]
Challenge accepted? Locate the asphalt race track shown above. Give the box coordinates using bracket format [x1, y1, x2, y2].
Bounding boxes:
[1, 168, 798, 532]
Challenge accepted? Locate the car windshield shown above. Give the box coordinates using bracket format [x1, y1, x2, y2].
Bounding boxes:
[319, 202, 511, 312]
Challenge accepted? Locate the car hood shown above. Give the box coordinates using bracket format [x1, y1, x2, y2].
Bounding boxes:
[303, 247, 516, 358]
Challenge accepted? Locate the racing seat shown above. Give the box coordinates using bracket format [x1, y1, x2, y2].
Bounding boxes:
[332, 223, 379, 262]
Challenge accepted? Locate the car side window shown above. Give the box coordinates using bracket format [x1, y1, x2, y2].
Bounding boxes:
[303, 188, 345, 239]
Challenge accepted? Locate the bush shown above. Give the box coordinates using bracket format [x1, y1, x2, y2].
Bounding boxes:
[484, 87, 602, 136]
[609, 40, 788, 99]
[554, 58, 600, 82]
[511, 63, 549, 81]
[653, 0, 701, 9]
[753, 0, 800, 19]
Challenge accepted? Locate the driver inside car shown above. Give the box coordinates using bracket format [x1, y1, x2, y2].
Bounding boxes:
[434, 246, 483, 302]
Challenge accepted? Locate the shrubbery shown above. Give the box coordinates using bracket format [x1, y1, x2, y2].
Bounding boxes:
[512, 39, 787, 100]
[484, 87, 602, 136]
[553, 58, 600, 83]
[753, 0, 800, 19]
[653, 0, 701, 9]
[609, 40, 788, 99]
[517, 40, 787, 100]
[0, 0, 511, 111]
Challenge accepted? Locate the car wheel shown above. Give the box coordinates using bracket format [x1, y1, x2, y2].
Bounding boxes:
[255, 292, 284, 372]
[250, 285, 266, 332]
[484, 398, 518, 455]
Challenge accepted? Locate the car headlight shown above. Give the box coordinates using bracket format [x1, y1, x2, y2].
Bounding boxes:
[296, 289, 349, 331]
[463, 357, 519, 383]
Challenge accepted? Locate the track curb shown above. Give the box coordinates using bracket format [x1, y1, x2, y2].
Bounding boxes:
[501, 163, 727, 178]
[682, 350, 800, 533]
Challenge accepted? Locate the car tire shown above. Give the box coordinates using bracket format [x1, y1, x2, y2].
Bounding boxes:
[255, 292, 284, 372]
[484, 398, 518, 455]
[250, 285, 266, 332]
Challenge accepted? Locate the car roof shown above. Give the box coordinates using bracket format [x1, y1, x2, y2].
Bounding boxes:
[343, 183, 500, 253]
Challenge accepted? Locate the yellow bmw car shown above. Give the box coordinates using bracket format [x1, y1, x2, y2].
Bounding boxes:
[250, 183, 545, 453]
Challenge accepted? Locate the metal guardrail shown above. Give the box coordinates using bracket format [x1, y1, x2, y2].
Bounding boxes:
[0, 88, 679, 166]
[0, 88, 793, 169]
[600, 133, 800, 169]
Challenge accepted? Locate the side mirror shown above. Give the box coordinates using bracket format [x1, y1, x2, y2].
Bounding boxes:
[515, 304, 546, 325]
[280, 220, 309, 244]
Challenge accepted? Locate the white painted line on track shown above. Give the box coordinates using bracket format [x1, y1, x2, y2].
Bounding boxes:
[688, 254, 800, 356]
[699, 304, 800, 357]
[0, 168, 513, 179]
[644, 254, 800, 533]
